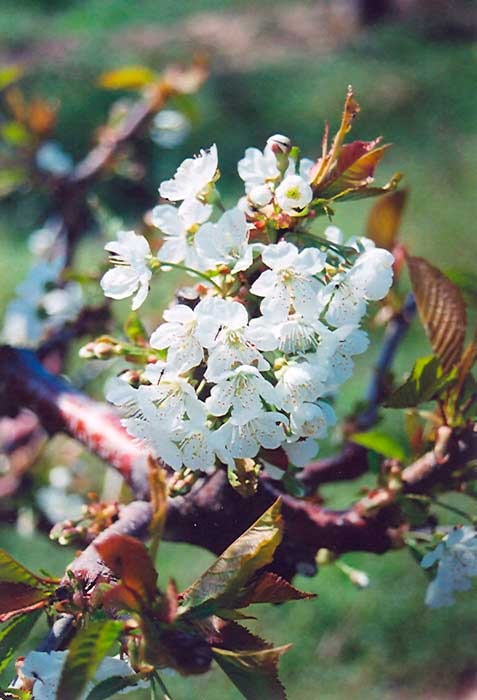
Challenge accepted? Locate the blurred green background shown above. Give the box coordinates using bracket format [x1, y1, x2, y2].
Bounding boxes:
[1, 1, 477, 698]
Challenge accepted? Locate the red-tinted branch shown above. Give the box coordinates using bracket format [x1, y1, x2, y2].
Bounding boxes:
[0, 346, 149, 499]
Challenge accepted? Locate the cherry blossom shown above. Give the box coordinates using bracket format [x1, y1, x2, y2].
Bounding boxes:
[206, 365, 279, 423]
[152, 198, 212, 268]
[150, 304, 205, 372]
[422, 527, 477, 608]
[275, 174, 313, 215]
[159, 144, 218, 202]
[250, 241, 326, 321]
[195, 207, 253, 273]
[101, 230, 152, 310]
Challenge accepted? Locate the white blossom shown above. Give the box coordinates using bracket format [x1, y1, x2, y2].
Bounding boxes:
[150, 304, 204, 372]
[195, 207, 253, 273]
[152, 198, 212, 268]
[422, 527, 477, 608]
[2, 259, 83, 346]
[250, 241, 326, 321]
[159, 144, 218, 202]
[321, 247, 394, 327]
[275, 174, 313, 215]
[217, 411, 287, 460]
[290, 400, 336, 440]
[195, 298, 276, 381]
[206, 365, 279, 423]
[101, 230, 152, 310]
[283, 437, 318, 467]
[275, 361, 327, 414]
[238, 144, 281, 193]
[19, 651, 145, 700]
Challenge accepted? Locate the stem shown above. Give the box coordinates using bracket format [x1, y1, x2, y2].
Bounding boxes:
[155, 261, 223, 294]
[152, 671, 174, 700]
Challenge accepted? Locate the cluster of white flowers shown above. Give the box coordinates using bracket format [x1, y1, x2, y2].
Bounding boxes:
[101, 137, 394, 476]
[421, 527, 477, 608]
[2, 221, 83, 346]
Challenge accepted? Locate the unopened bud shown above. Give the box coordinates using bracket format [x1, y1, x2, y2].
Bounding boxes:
[267, 133, 292, 155]
[249, 184, 273, 207]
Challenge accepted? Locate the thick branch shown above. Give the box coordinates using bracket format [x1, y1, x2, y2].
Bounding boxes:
[2, 345, 475, 585]
[0, 346, 149, 499]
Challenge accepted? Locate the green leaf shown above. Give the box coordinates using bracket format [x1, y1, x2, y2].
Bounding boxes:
[86, 674, 144, 700]
[350, 430, 407, 461]
[385, 355, 457, 409]
[180, 500, 283, 617]
[0, 610, 42, 673]
[445, 268, 477, 307]
[124, 312, 147, 345]
[0, 549, 56, 588]
[212, 622, 289, 700]
[57, 620, 123, 700]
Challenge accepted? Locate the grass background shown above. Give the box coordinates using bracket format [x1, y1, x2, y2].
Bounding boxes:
[0, 1, 476, 698]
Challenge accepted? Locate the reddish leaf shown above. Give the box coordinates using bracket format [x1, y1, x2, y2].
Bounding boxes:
[366, 188, 408, 250]
[96, 534, 157, 604]
[321, 144, 390, 198]
[212, 621, 289, 700]
[239, 572, 316, 607]
[0, 582, 49, 622]
[310, 86, 360, 187]
[407, 256, 467, 372]
[157, 578, 179, 624]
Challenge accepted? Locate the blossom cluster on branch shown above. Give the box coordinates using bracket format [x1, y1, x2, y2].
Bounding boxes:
[99, 136, 394, 480]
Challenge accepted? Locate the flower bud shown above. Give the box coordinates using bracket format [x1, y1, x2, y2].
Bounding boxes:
[267, 133, 292, 155]
[249, 184, 273, 207]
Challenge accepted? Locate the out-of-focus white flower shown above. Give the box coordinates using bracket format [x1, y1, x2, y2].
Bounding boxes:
[159, 144, 218, 202]
[152, 198, 212, 268]
[217, 411, 287, 460]
[101, 230, 152, 310]
[283, 437, 318, 467]
[19, 651, 145, 700]
[36, 141, 73, 176]
[289, 400, 336, 440]
[250, 241, 326, 321]
[275, 174, 313, 215]
[310, 325, 369, 387]
[150, 304, 205, 372]
[195, 207, 253, 273]
[2, 258, 83, 346]
[320, 248, 394, 327]
[206, 365, 278, 423]
[422, 527, 477, 608]
[36, 486, 84, 524]
[151, 109, 191, 149]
